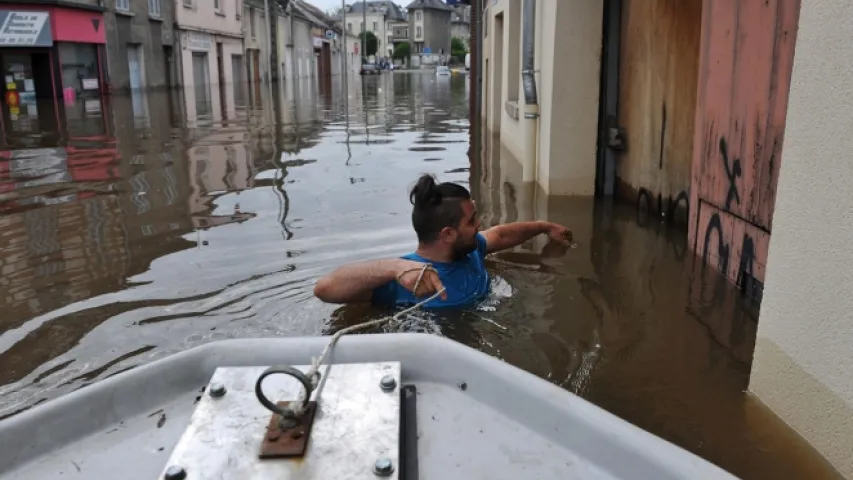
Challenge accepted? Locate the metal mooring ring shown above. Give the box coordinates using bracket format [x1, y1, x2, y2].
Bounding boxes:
[254, 365, 312, 419]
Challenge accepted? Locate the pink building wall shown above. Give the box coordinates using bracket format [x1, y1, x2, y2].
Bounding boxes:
[689, 0, 801, 300]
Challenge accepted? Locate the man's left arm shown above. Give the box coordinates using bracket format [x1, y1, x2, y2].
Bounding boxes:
[481, 221, 572, 254]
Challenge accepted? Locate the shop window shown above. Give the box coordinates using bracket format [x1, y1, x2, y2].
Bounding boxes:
[58, 43, 103, 135]
[59, 43, 99, 99]
[116, 0, 130, 11]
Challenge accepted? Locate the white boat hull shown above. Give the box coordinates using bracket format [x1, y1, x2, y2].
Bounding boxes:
[0, 334, 736, 479]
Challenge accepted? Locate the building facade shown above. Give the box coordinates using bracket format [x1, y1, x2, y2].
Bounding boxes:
[479, 0, 853, 475]
[242, 0, 270, 107]
[407, 0, 451, 65]
[104, 0, 176, 92]
[174, 0, 246, 121]
[342, 1, 406, 60]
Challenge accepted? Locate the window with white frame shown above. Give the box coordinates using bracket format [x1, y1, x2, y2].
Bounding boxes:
[116, 0, 130, 11]
[214, 0, 222, 12]
[236, 0, 241, 19]
[183, 0, 193, 8]
[148, 0, 161, 17]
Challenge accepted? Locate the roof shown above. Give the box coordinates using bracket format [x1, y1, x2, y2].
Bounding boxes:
[345, 1, 407, 21]
[406, 0, 452, 12]
[291, 0, 330, 28]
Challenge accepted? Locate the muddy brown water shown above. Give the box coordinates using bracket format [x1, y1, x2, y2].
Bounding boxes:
[0, 73, 842, 479]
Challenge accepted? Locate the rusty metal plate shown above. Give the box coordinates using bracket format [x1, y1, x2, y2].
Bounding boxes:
[259, 401, 317, 458]
[160, 362, 400, 479]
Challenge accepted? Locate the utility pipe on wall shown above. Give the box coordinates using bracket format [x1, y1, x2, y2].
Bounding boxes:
[521, 0, 538, 105]
[264, 0, 272, 85]
[521, 0, 539, 183]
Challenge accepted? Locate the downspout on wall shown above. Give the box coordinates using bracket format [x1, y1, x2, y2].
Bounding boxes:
[521, 0, 539, 183]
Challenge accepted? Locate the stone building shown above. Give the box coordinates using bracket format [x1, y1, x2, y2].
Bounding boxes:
[407, 0, 452, 65]
[104, 0, 177, 92]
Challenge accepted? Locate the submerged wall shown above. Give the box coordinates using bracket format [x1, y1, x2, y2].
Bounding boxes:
[615, 0, 702, 220]
[749, 0, 853, 476]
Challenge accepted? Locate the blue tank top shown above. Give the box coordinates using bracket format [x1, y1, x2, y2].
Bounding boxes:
[371, 233, 491, 309]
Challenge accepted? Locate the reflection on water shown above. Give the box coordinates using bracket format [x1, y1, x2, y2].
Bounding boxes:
[0, 73, 841, 479]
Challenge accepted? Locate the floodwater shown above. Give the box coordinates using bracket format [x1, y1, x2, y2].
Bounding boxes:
[0, 72, 842, 479]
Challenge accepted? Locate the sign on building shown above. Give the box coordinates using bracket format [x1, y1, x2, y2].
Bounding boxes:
[0, 11, 52, 47]
[186, 31, 212, 51]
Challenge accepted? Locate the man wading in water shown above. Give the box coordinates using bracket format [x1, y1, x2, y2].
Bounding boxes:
[314, 174, 572, 308]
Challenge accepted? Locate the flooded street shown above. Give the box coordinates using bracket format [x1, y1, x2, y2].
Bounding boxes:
[0, 73, 841, 479]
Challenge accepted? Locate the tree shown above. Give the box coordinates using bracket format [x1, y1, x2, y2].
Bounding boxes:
[358, 31, 379, 58]
[451, 36, 468, 60]
[393, 42, 410, 60]
[325, 6, 344, 18]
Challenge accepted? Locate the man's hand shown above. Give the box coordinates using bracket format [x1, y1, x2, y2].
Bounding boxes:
[483, 221, 573, 254]
[395, 259, 447, 300]
[546, 224, 573, 246]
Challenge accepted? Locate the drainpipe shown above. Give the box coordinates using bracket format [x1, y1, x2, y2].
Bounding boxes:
[289, 1, 295, 81]
[264, 0, 272, 85]
[521, 0, 539, 183]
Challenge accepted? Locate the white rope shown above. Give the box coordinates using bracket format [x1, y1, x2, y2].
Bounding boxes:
[286, 264, 445, 417]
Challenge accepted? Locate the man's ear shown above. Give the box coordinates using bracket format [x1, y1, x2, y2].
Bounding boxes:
[439, 226, 457, 243]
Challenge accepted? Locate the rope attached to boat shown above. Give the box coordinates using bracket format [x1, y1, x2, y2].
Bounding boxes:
[284, 263, 445, 419]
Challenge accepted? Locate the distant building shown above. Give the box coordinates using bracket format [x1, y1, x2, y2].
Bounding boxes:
[450, 4, 471, 46]
[342, 0, 407, 60]
[174, 0, 246, 120]
[407, 0, 452, 66]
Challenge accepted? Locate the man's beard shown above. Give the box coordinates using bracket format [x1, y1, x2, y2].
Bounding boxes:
[451, 238, 477, 260]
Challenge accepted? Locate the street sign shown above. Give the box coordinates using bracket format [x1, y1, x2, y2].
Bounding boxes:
[325, 29, 335, 39]
[423, 47, 431, 54]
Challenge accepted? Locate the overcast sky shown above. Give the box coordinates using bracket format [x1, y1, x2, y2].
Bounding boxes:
[304, 0, 405, 14]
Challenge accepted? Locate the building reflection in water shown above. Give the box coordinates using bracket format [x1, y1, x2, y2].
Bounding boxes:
[0, 80, 278, 399]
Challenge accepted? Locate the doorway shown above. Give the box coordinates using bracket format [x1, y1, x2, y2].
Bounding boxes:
[127, 44, 149, 126]
[216, 42, 226, 118]
[231, 53, 245, 107]
[192, 51, 211, 115]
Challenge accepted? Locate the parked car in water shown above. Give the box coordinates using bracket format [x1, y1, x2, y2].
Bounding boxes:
[360, 64, 379, 75]
[436, 66, 451, 76]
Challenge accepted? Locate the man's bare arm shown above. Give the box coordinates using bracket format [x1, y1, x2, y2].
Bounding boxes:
[314, 258, 446, 304]
[481, 221, 571, 254]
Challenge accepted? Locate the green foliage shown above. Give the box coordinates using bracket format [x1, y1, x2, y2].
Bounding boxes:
[393, 42, 411, 60]
[451, 36, 468, 59]
[358, 31, 379, 57]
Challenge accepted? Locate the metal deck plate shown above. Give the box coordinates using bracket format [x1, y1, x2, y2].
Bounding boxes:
[160, 362, 401, 479]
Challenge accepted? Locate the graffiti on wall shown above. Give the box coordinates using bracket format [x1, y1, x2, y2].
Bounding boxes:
[688, 0, 801, 304]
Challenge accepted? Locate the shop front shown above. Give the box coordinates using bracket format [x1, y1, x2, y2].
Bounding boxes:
[0, 6, 107, 149]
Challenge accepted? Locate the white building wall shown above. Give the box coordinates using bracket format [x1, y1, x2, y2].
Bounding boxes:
[482, 0, 601, 195]
[749, 1, 853, 476]
[176, 0, 245, 121]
